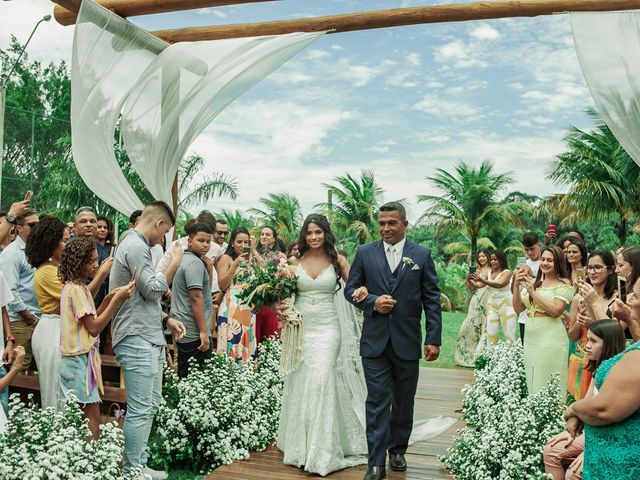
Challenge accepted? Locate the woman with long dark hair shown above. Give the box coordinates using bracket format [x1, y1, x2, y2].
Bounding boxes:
[277, 213, 368, 475]
[612, 246, 640, 339]
[566, 251, 617, 402]
[455, 249, 491, 367]
[215, 227, 258, 361]
[513, 246, 575, 395]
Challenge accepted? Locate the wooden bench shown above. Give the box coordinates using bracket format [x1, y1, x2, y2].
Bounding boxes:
[9, 354, 127, 415]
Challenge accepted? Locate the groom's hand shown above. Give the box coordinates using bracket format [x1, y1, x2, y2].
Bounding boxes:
[424, 345, 440, 362]
[374, 295, 396, 314]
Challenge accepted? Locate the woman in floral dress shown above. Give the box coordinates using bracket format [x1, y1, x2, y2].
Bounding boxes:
[215, 227, 257, 362]
[455, 249, 491, 367]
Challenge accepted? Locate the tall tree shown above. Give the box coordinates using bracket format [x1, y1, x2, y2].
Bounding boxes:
[249, 193, 302, 244]
[217, 209, 254, 233]
[547, 108, 640, 244]
[317, 170, 384, 246]
[418, 160, 528, 260]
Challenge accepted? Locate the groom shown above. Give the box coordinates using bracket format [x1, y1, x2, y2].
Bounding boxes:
[345, 202, 442, 480]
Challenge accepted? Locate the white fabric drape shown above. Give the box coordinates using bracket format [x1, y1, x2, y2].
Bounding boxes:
[72, 0, 324, 214]
[572, 12, 640, 167]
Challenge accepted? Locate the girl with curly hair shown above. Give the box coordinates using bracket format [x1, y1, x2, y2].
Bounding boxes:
[24, 216, 70, 410]
[58, 237, 134, 439]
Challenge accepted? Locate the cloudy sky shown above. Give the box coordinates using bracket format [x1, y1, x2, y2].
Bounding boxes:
[1, 0, 596, 221]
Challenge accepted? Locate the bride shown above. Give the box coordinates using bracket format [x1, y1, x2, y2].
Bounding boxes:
[277, 214, 369, 476]
[277, 213, 454, 477]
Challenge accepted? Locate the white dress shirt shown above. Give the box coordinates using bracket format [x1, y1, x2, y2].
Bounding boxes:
[383, 237, 406, 273]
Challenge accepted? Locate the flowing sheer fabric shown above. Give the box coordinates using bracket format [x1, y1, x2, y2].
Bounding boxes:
[572, 12, 640, 167]
[72, 0, 324, 214]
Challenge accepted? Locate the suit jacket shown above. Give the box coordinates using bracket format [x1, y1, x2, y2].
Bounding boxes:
[345, 239, 442, 361]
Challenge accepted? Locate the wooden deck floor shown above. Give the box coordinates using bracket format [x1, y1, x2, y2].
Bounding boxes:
[208, 367, 474, 480]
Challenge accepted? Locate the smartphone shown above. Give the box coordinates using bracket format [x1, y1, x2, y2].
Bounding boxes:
[469, 266, 477, 274]
[618, 276, 627, 302]
[24, 190, 33, 202]
[575, 267, 586, 282]
[517, 256, 527, 266]
[548, 224, 556, 233]
[242, 246, 251, 257]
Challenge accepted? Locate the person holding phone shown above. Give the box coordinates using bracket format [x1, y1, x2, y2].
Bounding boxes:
[513, 246, 575, 395]
[474, 250, 518, 348]
[566, 251, 617, 403]
[514, 232, 543, 344]
[215, 227, 258, 361]
[455, 249, 491, 367]
[612, 246, 640, 340]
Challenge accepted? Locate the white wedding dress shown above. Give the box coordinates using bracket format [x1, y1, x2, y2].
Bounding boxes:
[277, 265, 368, 476]
[277, 264, 456, 476]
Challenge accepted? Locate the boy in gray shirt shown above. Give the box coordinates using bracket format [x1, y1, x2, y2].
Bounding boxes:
[171, 223, 214, 377]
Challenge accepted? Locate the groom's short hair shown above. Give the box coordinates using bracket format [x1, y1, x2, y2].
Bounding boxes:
[379, 202, 406, 220]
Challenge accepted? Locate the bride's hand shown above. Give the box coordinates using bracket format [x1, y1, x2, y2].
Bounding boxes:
[351, 286, 368, 303]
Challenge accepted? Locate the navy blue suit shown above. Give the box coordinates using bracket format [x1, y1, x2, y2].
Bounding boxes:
[345, 239, 442, 466]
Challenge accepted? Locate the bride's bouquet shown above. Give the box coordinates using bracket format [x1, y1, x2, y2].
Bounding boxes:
[233, 257, 298, 311]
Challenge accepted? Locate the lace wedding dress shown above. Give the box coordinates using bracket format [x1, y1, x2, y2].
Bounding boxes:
[277, 264, 456, 476]
[277, 265, 368, 476]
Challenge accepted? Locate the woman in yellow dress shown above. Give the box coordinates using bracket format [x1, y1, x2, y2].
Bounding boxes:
[513, 246, 575, 395]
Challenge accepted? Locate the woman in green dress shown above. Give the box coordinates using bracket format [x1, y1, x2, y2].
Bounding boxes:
[455, 250, 491, 367]
[513, 246, 575, 395]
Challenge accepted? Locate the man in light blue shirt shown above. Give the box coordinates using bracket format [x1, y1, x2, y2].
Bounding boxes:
[109, 201, 185, 480]
[0, 209, 40, 371]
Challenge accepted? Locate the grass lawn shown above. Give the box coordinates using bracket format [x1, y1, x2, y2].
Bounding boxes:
[421, 310, 467, 369]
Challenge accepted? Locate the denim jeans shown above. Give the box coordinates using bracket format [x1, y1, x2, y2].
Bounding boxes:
[0, 366, 8, 416]
[114, 335, 164, 473]
[176, 339, 212, 378]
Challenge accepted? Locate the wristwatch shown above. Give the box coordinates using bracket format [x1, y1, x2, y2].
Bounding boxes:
[4, 213, 16, 224]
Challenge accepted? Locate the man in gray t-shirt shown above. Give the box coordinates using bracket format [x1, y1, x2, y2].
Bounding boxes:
[170, 223, 214, 377]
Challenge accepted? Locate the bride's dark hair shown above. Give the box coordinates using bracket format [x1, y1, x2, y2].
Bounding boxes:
[297, 214, 341, 290]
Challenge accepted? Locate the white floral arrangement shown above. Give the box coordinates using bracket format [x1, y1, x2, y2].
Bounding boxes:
[441, 342, 564, 480]
[148, 339, 283, 474]
[0, 393, 138, 480]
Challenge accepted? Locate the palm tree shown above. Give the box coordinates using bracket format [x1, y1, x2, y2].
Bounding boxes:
[418, 160, 528, 261]
[317, 170, 385, 246]
[547, 108, 640, 244]
[218, 209, 254, 233]
[177, 154, 238, 216]
[249, 193, 302, 244]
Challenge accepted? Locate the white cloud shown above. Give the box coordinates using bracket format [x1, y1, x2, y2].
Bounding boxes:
[471, 24, 501, 41]
[433, 40, 488, 69]
[413, 94, 481, 118]
[405, 52, 421, 66]
[306, 49, 329, 60]
[197, 8, 226, 17]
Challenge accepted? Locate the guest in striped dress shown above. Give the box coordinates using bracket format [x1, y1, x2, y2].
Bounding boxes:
[57, 237, 134, 439]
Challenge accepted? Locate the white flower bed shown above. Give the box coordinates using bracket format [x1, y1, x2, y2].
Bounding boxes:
[0, 393, 136, 480]
[148, 339, 283, 473]
[441, 342, 564, 480]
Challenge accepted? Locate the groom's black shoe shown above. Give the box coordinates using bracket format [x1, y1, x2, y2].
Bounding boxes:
[389, 453, 407, 472]
[363, 466, 386, 480]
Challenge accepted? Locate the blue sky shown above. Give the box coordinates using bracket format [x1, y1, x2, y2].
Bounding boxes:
[1, 0, 595, 220]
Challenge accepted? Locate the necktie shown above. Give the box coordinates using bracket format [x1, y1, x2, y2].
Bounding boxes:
[388, 245, 397, 272]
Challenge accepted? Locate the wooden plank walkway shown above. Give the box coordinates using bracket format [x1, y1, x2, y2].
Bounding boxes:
[208, 367, 474, 480]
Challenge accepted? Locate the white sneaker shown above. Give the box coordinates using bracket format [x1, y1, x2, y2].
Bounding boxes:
[141, 466, 168, 480]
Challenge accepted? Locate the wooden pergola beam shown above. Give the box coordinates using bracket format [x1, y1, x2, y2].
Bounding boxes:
[148, 0, 640, 43]
[51, 0, 278, 26]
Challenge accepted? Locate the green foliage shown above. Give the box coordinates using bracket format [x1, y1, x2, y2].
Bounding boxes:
[233, 258, 298, 311]
[435, 261, 469, 311]
[418, 160, 530, 261]
[250, 193, 302, 244]
[318, 170, 385, 248]
[547, 108, 640, 244]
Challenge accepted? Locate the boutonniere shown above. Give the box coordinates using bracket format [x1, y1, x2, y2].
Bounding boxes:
[402, 257, 414, 266]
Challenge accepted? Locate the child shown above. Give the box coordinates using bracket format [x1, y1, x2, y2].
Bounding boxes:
[58, 237, 134, 439]
[543, 319, 626, 480]
[170, 223, 214, 377]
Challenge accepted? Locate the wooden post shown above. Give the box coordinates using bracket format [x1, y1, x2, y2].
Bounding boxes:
[51, 0, 278, 26]
[147, 0, 640, 42]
